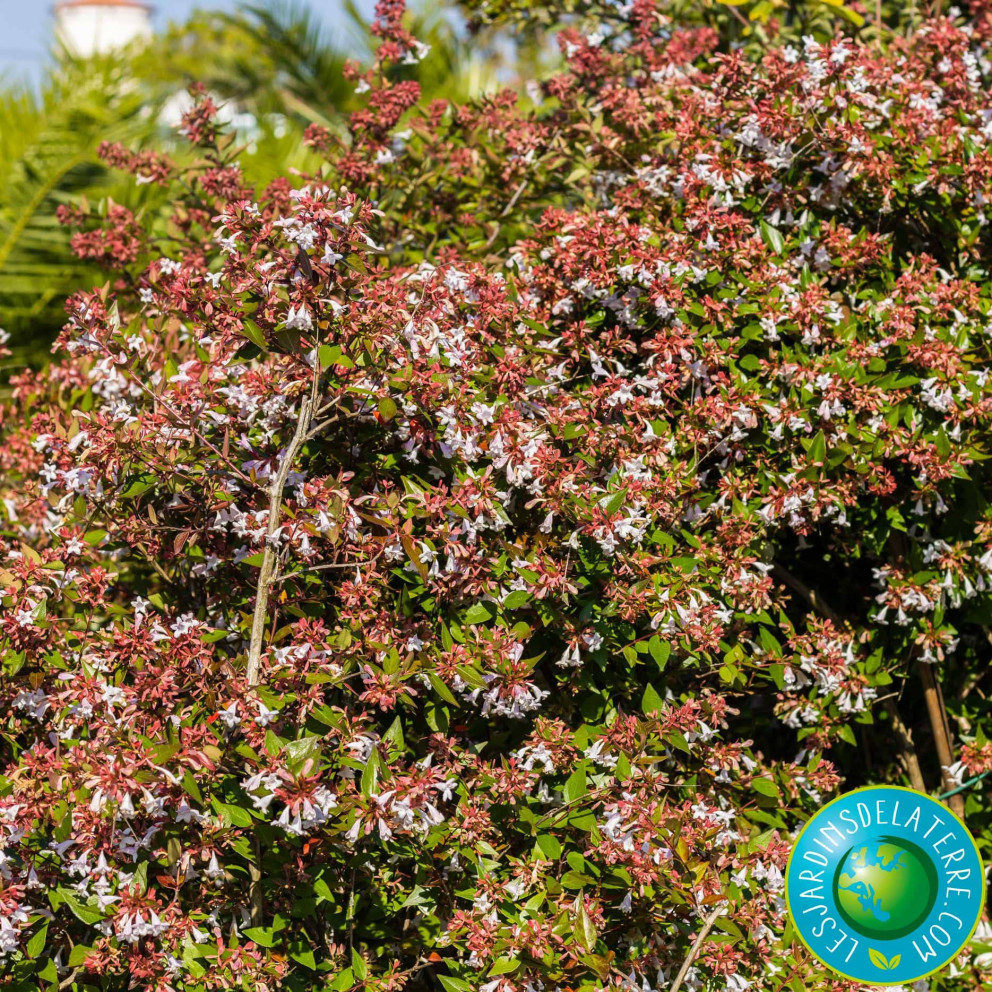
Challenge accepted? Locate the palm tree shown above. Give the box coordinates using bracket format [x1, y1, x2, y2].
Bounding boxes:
[0, 58, 169, 372]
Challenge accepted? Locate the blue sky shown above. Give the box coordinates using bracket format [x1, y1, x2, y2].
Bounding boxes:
[0, 1, 368, 84]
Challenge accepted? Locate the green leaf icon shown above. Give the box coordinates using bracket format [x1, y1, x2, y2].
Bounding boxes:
[868, 948, 890, 970]
[888, 954, 901, 970]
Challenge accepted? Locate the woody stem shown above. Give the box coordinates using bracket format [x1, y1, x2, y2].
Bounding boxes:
[246, 394, 313, 686]
[919, 661, 966, 818]
[882, 698, 927, 794]
[669, 904, 723, 992]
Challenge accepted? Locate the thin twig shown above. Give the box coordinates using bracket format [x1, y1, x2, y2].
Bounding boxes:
[484, 178, 530, 248]
[244, 386, 317, 928]
[347, 868, 357, 952]
[249, 831, 264, 927]
[96, 340, 253, 486]
[669, 904, 724, 992]
[59, 968, 80, 990]
[725, 3, 750, 28]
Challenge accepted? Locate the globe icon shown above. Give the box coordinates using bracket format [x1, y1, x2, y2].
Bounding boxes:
[833, 836, 938, 940]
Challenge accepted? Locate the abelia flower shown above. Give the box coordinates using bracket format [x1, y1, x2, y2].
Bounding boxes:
[2, 3, 992, 990]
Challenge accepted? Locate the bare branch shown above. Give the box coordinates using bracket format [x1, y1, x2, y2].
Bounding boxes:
[920, 661, 967, 818]
[246, 395, 314, 686]
[883, 698, 927, 794]
[669, 904, 724, 992]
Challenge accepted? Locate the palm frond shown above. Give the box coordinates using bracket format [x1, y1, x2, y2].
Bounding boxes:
[206, 1, 355, 124]
[0, 59, 169, 365]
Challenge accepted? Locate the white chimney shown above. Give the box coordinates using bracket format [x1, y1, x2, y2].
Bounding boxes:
[55, 0, 153, 58]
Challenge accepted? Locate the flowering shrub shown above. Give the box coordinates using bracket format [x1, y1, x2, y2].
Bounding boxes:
[5, 2, 992, 991]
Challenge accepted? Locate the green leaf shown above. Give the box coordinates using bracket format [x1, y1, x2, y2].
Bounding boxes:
[574, 897, 597, 951]
[360, 751, 379, 797]
[26, 921, 48, 959]
[455, 664, 487, 690]
[330, 967, 354, 989]
[935, 426, 951, 458]
[464, 601, 495, 624]
[120, 472, 157, 499]
[427, 672, 457, 704]
[284, 735, 321, 766]
[562, 870, 595, 888]
[838, 724, 857, 746]
[241, 319, 268, 349]
[383, 715, 405, 749]
[57, 889, 102, 925]
[68, 943, 93, 967]
[439, 978, 473, 992]
[244, 927, 278, 947]
[212, 799, 254, 828]
[400, 884, 434, 909]
[758, 626, 782, 657]
[641, 682, 663, 716]
[751, 778, 778, 797]
[886, 505, 907, 533]
[182, 769, 203, 803]
[317, 344, 354, 369]
[563, 763, 587, 802]
[603, 488, 627, 516]
[351, 948, 368, 980]
[487, 956, 520, 976]
[816, 0, 865, 25]
[648, 636, 670, 670]
[131, 860, 148, 895]
[290, 938, 317, 970]
[760, 220, 785, 254]
[808, 430, 826, 465]
[504, 590, 531, 610]
[378, 396, 398, 422]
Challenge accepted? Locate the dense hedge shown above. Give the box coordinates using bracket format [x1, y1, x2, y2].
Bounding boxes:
[3, 2, 992, 990]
